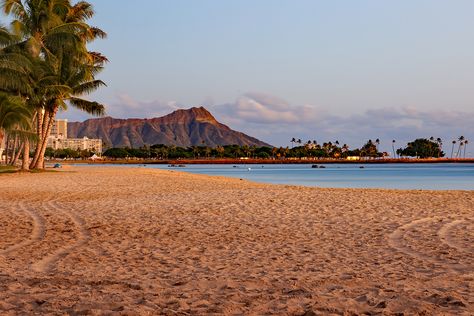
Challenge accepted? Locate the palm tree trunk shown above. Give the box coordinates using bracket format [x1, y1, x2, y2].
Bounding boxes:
[31, 109, 53, 169]
[464, 144, 467, 158]
[5, 133, 11, 164]
[0, 130, 4, 165]
[451, 144, 455, 158]
[10, 135, 19, 166]
[30, 110, 45, 168]
[21, 139, 30, 171]
[33, 108, 57, 169]
[11, 140, 23, 166]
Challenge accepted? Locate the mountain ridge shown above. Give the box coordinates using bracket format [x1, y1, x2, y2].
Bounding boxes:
[67, 107, 271, 148]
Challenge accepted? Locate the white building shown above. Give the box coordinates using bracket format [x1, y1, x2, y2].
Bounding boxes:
[47, 119, 102, 154]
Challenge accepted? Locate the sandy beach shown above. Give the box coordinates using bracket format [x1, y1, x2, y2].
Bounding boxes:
[0, 166, 472, 315]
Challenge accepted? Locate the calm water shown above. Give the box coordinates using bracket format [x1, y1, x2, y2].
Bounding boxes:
[142, 163, 474, 190]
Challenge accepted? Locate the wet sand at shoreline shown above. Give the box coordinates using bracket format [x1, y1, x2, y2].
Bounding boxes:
[0, 167, 473, 315]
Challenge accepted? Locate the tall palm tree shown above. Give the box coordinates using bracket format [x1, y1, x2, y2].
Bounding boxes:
[456, 136, 465, 158]
[464, 140, 468, 158]
[375, 138, 380, 152]
[2, 0, 107, 169]
[436, 138, 442, 158]
[392, 140, 396, 158]
[451, 140, 456, 158]
[290, 137, 295, 148]
[458, 141, 464, 159]
[0, 93, 31, 164]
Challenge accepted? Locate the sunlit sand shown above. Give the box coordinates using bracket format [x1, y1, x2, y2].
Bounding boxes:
[1, 167, 473, 314]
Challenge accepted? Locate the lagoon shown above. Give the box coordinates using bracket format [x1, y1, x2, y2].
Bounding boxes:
[144, 163, 474, 190]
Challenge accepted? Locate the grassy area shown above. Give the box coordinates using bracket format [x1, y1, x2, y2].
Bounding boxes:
[0, 165, 18, 174]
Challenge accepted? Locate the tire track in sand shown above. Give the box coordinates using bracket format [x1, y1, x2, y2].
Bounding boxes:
[438, 219, 474, 254]
[0, 198, 46, 256]
[31, 191, 91, 273]
[388, 217, 469, 273]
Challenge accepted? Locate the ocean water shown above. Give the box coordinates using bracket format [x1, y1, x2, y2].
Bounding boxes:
[144, 163, 474, 190]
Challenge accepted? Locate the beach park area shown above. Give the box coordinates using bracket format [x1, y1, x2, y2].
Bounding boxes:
[0, 166, 473, 315]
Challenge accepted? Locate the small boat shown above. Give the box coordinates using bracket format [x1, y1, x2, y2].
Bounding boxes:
[311, 165, 318, 168]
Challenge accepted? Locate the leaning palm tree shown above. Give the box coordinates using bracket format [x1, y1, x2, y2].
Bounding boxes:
[456, 136, 465, 158]
[29, 46, 107, 169]
[0, 93, 31, 164]
[2, 0, 107, 169]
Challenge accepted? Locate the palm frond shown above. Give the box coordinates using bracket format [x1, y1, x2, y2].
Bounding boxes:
[2, 0, 25, 18]
[69, 97, 105, 116]
[72, 79, 106, 95]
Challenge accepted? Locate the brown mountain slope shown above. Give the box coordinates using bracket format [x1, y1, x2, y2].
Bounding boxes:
[67, 107, 271, 148]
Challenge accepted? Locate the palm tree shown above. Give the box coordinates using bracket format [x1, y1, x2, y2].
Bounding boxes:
[451, 140, 456, 158]
[456, 136, 465, 158]
[464, 140, 468, 158]
[458, 141, 464, 159]
[290, 137, 295, 148]
[436, 138, 442, 158]
[375, 138, 380, 152]
[392, 140, 396, 158]
[0, 93, 31, 164]
[2, 0, 107, 169]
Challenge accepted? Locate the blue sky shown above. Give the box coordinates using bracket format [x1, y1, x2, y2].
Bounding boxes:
[7, 0, 474, 152]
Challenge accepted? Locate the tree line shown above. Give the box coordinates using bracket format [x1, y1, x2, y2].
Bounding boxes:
[98, 138, 460, 160]
[0, 0, 106, 170]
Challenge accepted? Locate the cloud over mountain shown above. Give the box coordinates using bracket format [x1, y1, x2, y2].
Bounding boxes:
[60, 92, 473, 154]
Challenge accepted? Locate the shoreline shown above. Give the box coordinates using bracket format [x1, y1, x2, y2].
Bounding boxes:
[56, 157, 474, 165]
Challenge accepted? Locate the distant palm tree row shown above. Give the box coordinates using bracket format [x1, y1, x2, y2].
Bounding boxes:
[450, 136, 469, 159]
[290, 136, 470, 159]
[0, 0, 107, 170]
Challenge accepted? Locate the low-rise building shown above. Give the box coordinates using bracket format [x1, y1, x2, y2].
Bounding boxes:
[47, 135, 102, 153]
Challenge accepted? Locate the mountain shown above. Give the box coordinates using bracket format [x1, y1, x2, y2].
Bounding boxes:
[67, 106, 271, 148]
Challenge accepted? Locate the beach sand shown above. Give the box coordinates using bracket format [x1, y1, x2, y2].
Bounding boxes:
[0, 166, 472, 315]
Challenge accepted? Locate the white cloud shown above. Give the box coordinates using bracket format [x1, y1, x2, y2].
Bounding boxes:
[106, 94, 181, 119]
[210, 92, 321, 125]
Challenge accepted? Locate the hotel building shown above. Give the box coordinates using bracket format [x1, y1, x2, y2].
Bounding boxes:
[47, 119, 102, 154]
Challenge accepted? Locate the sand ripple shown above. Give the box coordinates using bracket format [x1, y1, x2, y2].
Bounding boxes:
[0, 167, 472, 315]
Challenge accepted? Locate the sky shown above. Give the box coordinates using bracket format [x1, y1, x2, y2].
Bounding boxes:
[14, 0, 474, 153]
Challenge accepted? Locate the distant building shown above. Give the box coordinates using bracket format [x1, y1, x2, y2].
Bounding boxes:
[50, 119, 68, 138]
[47, 119, 102, 154]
